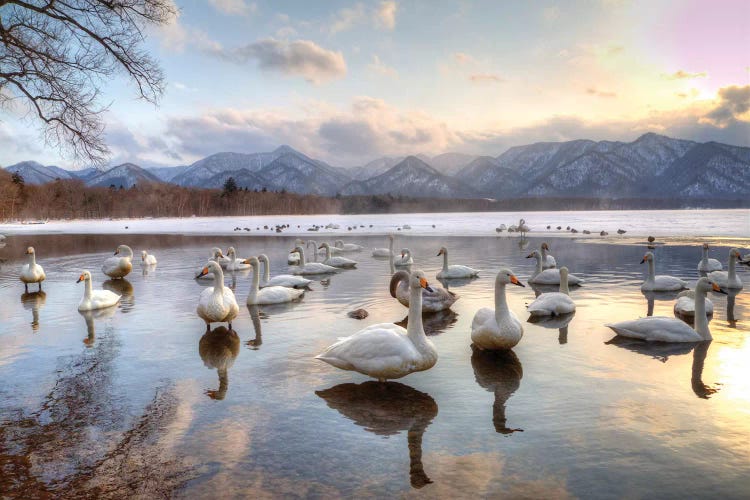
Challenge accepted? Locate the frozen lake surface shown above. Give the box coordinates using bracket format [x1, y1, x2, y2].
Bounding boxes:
[0, 228, 749, 497]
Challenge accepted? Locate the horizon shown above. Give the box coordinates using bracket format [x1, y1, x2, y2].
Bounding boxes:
[1, 0, 749, 169]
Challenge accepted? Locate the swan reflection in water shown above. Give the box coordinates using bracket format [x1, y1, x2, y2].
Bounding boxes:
[246, 305, 263, 350]
[471, 346, 524, 435]
[437, 276, 477, 290]
[316, 381, 438, 489]
[395, 309, 458, 336]
[21, 290, 46, 331]
[642, 290, 682, 317]
[527, 312, 575, 345]
[79, 306, 117, 346]
[725, 288, 740, 327]
[103, 278, 134, 312]
[199, 326, 240, 400]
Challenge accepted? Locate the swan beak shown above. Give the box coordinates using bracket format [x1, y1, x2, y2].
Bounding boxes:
[401, 252, 406, 258]
[437, 249, 444, 256]
[242, 259, 251, 264]
[640, 256, 647, 264]
[196, 266, 209, 278]
[525, 253, 534, 259]
[318, 245, 324, 250]
[419, 277, 434, 292]
[510, 275, 525, 287]
[712, 283, 727, 294]
[76, 274, 85, 283]
[114, 249, 120, 255]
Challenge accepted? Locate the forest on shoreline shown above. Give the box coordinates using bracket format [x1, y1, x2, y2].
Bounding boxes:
[1, 170, 746, 222]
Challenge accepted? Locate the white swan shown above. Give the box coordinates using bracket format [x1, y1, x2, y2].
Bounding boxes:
[246, 257, 305, 305]
[257, 254, 312, 288]
[225, 247, 251, 271]
[527, 267, 576, 317]
[77, 270, 120, 311]
[607, 277, 723, 342]
[140, 250, 157, 266]
[195, 261, 240, 330]
[436, 246, 479, 279]
[540, 243, 556, 269]
[372, 234, 395, 258]
[471, 268, 526, 350]
[518, 219, 530, 236]
[640, 252, 687, 291]
[697, 243, 722, 272]
[319, 242, 357, 268]
[526, 251, 583, 285]
[394, 248, 414, 267]
[335, 240, 364, 252]
[674, 289, 714, 317]
[290, 245, 338, 275]
[196, 247, 224, 280]
[390, 270, 458, 312]
[20, 246, 45, 292]
[288, 239, 304, 265]
[316, 270, 438, 381]
[708, 248, 743, 290]
[102, 244, 133, 279]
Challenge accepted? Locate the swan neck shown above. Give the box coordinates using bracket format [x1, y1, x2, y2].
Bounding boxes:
[213, 267, 224, 293]
[559, 276, 570, 295]
[84, 278, 93, 299]
[647, 259, 655, 282]
[262, 258, 270, 281]
[534, 256, 542, 276]
[728, 254, 736, 279]
[297, 247, 306, 266]
[325, 245, 331, 260]
[441, 251, 448, 272]
[694, 289, 711, 339]
[494, 281, 509, 322]
[701, 247, 709, 265]
[249, 264, 260, 299]
[28, 252, 36, 266]
[407, 284, 426, 346]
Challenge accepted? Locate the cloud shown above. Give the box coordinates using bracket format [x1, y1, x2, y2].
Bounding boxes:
[663, 70, 708, 80]
[208, 0, 257, 16]
[154, 9, 222, 53]
[675, 88, 699, 99]
[585, 87, 617, 98]
[375, 1, 397, 30]
[329, 3, 366, 34]
[702, 85, 750, 126]
[226, 39, 347, 83]
[469, 73, 505, 84]
[368, 55, 398, 78]
[454, 52, 477, 65]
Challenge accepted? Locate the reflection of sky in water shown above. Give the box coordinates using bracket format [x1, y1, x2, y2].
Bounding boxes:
[0, 232, 748, 497]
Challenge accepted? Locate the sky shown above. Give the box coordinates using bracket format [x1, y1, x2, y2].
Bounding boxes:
[1, 0, 749, 169]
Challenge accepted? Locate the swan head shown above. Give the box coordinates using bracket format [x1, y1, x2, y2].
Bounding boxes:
[436, 247, 447, 257]
[697, 277, 726, 295]
[318, 242, 329, 250]
[244, 256, 260, 268]
[141, 250, 148, 261]
[292, 245, 304, 254]
[496, 267, 525, 287]
[335, 240, 344, 247]
[388, 234, 395, 240]
[559, 266, 568, 279]
[258, 254, 269, 264]
[640, 252, 654, 264]
[25, 246, 35, 255]
[211, 247, 224, 258]
[525, 250, 541, 260]
[702, 243, 710, 250]
[730, 248, 742, 260]
[541, 242, 550, 251]
[76, 270, 92, 283]
[307, 240, 317, 248]
[226, 247, 236, 258]
[114, 244, 132, 257]
[401, 248, 410, 259]
[410, 270, 433, 292]
[196, 261, 222, 279]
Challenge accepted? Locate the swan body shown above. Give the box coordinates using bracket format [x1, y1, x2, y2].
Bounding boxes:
[607, 277, 722, 342]
[526, 251, 583, 285]
[319, 242, 357, 268]
[527, 267, 576, 317]
[288, 240, 304, 265]
[707, 248, 743, 289]
[291, 246, 338, 275]
[316, 271, 437, 381]
[102, 244, 133, 279]
[20, 246, 45, 291]
[196, 261, 239, 329]
[674, 289, 714, 317]
[517, 219, 530, 235]
[224, 247, 250, 271]
[196, 247, 224, 280]
[471, 268, 525, 350]
[436, 246, 478, 279]
[390, 270, 458, 312]
[257, 254, 312, 288]
[394, 248, 413, 267]
[372, 234, 395, 257]
[335, 240, 363, 252]
[540, 243, 556, 269]
[140, 250, 157, 266]
[246, 257, 304, 305]
[640, 252, 687, 291]
[697, 243, 722, 272]
[77, 270, 120, 311]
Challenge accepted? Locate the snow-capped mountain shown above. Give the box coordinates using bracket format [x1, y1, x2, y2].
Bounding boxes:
[340, 156, 477, 198]
[4, 161, 75, 184]
[146, 165, 190, 182]
[429, 152, 478, 175]
[85, 163, 162, 188]
[256, 151, 350, 195]
[205, 168, 266, 190]
[70, 167, 104, 181]
[347, 156, 404, 179]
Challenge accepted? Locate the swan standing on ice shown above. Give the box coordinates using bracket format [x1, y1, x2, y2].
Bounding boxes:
[471, 268, 526, 350]
[20, 246, 45, 292]
[246, 257, 304, 305]
[527, 267, 576, 317]
[674, 289, 714, 318]
[540, 243, 556, 269]
[319, 242, 357, 268]
[141, 250, 157, 266]
[316, 270, 438, 381]
[335, 240, 364, 252]
[526, 251, 583, 285]
[436, 247, 479, 279]
[195, 261, 239, 330]
[697, 243, 722, 272]
[394, 248, 414, 267]
[77, 270, 120, 311]
[102, 245, 133, 279]
[225, 247, 251, 271]
[372, 234, 395, 258]
[290, 245, 338, 275]
[708, 248, 743, 289]
[390, 270, 458, 312]
[607, 277, 724, 342]
[257, 254, 312, 288]
[640, 252, 687, 292]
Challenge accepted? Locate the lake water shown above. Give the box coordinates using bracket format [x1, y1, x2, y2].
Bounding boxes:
[1, 229, 749, 498]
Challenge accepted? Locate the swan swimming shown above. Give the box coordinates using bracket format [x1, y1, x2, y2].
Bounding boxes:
[288, 239, 304, 265]
[707, 248, 743, 290]
[540, 243, 556, 269]
[674, 289, 714, 318]
[319, 242, 358, 268]
[316, 270, 438, 381]
[436, 247, 479, 279]
[246, 257, 305, 305]
[290, 245, 338, 275]
[372, 234, 395, 258]
[335, 240, 364, 252]
[20, 246, 45, 292]
[140, 250, 157, 266]
[394, 248, 414, 267]
[77, 270, 120, 311]
[196, 261, 240, 330]
[471, 268, 526, 350]
[527, 267, 576, 317]
[526, 251, 583, 285]
[697, 243, 722, 272]
[390, 270, 458, 312]
[640, 252, 687, 292]
[607, 277, 723, 342]
[102, 245, 133, 279]
[257, 254, 312, 288]
[225, 247, 251, 271]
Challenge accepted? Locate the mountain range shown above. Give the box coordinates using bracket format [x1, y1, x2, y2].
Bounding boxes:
[4, 133, 749, 200]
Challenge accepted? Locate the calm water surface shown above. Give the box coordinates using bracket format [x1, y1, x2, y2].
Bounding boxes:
[1, 233, 749, 498]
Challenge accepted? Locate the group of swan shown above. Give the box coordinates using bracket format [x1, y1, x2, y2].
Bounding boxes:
[526, 250, 583, 285]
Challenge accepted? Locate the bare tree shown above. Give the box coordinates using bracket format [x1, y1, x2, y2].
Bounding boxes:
[0, 0, 176, 164]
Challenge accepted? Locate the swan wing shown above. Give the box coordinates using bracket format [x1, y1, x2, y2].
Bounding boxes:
[316, 323, 417, 374]
[653, 275, 687, 290]
[471, 307, 495, 332]
[527, 292, 575, 316]
[606, 316, 702, 342]
[257, 286, 304, 304]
